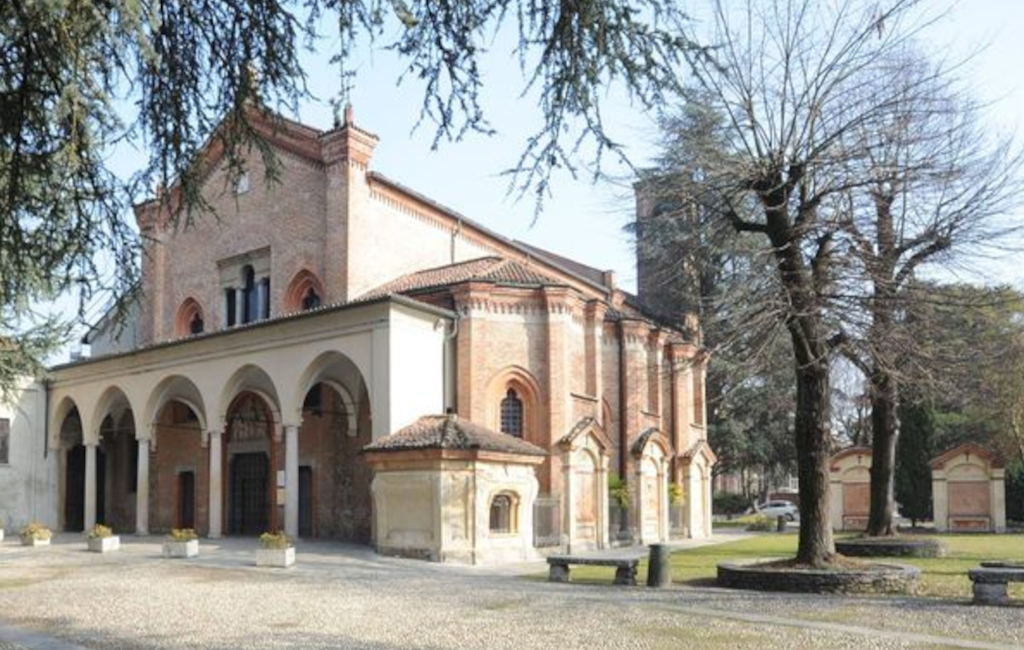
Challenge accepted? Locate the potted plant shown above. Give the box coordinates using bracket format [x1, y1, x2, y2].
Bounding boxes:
[256, 531, 295, 568]
[86, 524, 120, 553]
[162, 528, 199, 558]
[20, 522, 52, 547]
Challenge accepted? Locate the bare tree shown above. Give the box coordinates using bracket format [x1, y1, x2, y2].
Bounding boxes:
[649, 0, 1022, 563]
[670, 0, 951, 565]
[834, 49, 1023, 537]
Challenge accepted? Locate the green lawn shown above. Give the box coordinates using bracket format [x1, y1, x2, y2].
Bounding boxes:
[565, 532, 1024, 599]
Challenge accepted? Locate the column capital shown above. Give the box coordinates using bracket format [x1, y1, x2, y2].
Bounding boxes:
[585, 299, 609, 320]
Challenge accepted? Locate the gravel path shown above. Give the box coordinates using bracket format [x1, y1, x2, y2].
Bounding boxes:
[0, 536, 1021, 650]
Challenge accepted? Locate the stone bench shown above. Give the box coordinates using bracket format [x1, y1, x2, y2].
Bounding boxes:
[968, 566, 1024, 605]
[547, 556, 639, 585]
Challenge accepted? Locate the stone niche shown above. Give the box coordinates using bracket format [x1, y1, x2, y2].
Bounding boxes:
[931, 443, 1006, 533]
[829, 447, 872, 532]
[364, 415, 545, 565]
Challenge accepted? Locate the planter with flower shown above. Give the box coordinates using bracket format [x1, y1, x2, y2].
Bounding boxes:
[86, 524, 120, 553]
[162, 528, 199, 558]
[20, 522, 52, 547]
[256, 531, 295, 568]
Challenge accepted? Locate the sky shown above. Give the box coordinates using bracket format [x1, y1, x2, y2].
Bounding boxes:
[74, 0, 1024, 346]
[280, 0, 1024, 295]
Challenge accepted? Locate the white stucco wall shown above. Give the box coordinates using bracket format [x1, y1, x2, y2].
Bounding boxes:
[376, 303, 449, 439]
[0, 380, 58, 531]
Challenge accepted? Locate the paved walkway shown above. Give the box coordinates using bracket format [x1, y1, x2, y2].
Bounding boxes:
[1, 533, 1021, 650]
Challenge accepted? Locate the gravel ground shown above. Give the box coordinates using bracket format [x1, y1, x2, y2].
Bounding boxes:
[0, 536, 1021, 650]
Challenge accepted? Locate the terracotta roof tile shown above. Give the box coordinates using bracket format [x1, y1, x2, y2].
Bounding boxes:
[360, 257, 565, 299]
[364, 415, 547, 456]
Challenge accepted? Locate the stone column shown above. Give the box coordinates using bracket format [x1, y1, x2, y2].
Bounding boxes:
[659, 461, 670, 543]
[208, 431, 223, 538]
[235, 288, 245, 325]
[598, 454, 610, 549]
[85, 442, 98, 530]
[284, 424, 299, 537]
[561, 450, 576, 552]
[135, 439, 151, 535]
[993, 468, 1007, 533]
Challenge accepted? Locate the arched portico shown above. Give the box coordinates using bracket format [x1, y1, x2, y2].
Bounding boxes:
[295, 351, 373, 541]
[47, 294, 451, 541]
[54, 397, 85, 532]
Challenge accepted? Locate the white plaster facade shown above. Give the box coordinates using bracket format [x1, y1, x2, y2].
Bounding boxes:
[0, 380, 58, 531]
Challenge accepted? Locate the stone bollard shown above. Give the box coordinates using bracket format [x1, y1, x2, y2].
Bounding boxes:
[647, 544, 671, 588]
[776, 515, 786, 532]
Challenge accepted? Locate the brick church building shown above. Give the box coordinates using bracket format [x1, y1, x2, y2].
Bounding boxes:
[4, 107, 714, 563]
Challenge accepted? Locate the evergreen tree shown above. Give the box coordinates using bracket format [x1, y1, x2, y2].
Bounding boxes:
[895, 393, 933, 527]
[1, 0, 695, 396]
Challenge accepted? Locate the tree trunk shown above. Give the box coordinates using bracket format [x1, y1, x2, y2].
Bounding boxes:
[792, 348, 836, 566]
[866, 368, 898, 536]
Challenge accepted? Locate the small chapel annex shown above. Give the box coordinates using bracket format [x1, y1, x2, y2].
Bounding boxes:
[1, 107, 714, 563]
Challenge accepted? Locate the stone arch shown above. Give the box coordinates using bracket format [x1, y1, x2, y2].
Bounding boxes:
[174, 297, 205, 337]
[144, 374, 208, 441]
[283, 269, 326, 313]
[294, 351, 368, 428]
[680, 439, 716, 539]
[149, 378, 208, 536]
[485, 366, 543, 442]
[558, 417, 611, 552]
[52, 397, 86, 532]
[631, 429, 672, 544]
[294, 351, 373, 542]
[90, 385, 137, 445]
[217, 364, 282, 431]
[52, 396, 81, 449]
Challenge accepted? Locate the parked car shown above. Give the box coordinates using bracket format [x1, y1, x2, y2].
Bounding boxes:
[755, 500, 799, 521]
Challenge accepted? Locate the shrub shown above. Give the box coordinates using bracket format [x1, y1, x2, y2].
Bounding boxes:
[259, 531, 291, 550]
[713, 493, 751, 516]
[744, 515, 774, 532]
[668, 483, 684, 505]
[168, 528, 198, 542]
[608, 473, 631, 508]
[20, 522, 52, 541]
[87, 524, 114, 539]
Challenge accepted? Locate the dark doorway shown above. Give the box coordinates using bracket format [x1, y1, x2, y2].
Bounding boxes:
[65, 445, 85, 531]
[96, 448, 106, 526]
[64, 446, 107, 529]
[178, 471, 196, 529]
[299, 466, 313, 538]
[229, 453, 269, 535]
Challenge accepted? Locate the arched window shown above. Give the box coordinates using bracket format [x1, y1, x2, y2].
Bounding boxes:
[489, 493, 516, 534]
[302, 287, 321, 311]
[500, 389, 523, 437]
[175, 298, 204, 337]
[284, 270, 326, 313]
